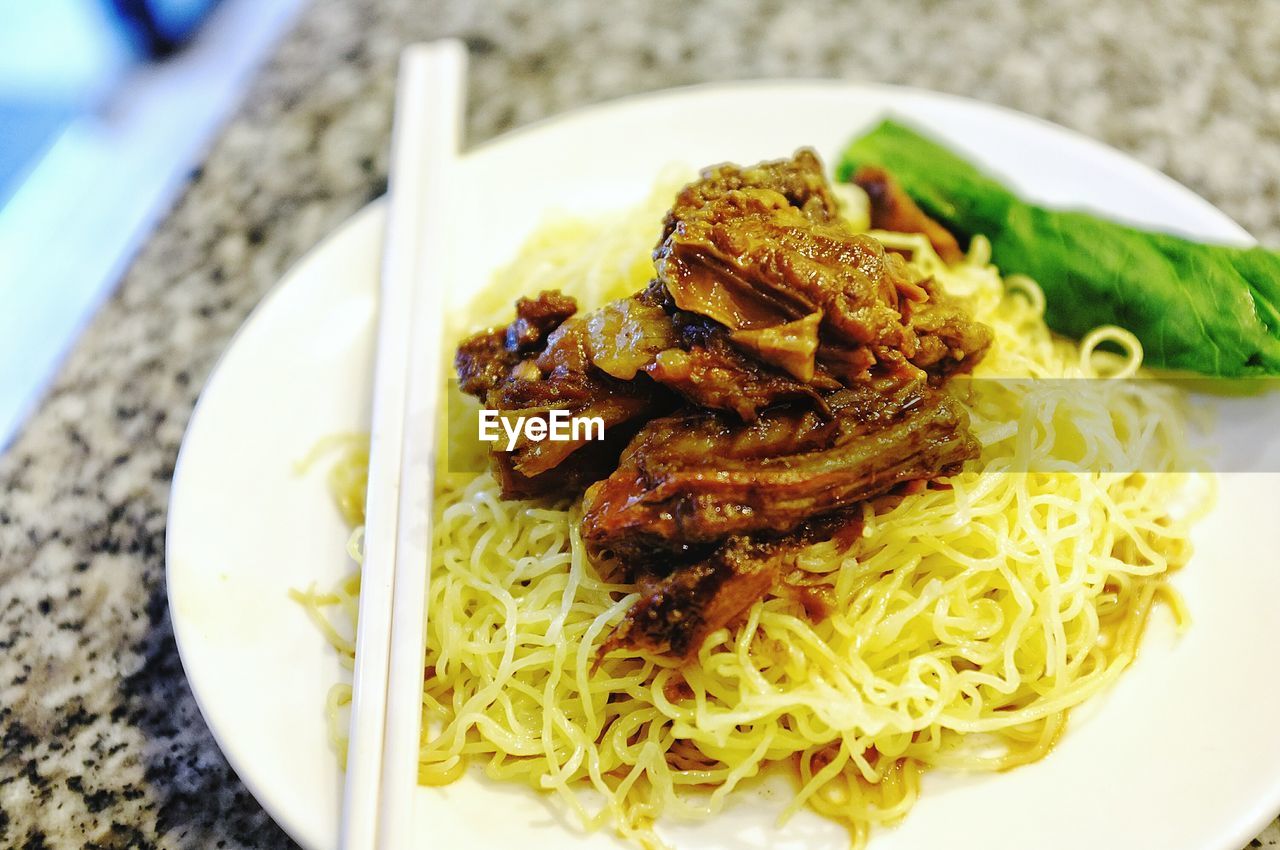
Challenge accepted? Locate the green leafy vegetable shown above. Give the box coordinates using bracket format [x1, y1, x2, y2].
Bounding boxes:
[838, 119, 1280, 376]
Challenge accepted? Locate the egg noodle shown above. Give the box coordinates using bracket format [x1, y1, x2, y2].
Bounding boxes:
[291, 173, 1212, 848]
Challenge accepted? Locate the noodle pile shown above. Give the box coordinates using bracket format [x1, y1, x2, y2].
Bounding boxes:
[292, 174, 1211, 848]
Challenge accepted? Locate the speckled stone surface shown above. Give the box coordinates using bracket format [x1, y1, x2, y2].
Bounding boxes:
[1, 0, 1278, 847]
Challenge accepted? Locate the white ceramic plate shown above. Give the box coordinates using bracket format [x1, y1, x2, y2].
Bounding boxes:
[167, 81, 1280, 850]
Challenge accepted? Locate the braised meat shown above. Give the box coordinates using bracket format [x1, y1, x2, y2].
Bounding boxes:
[852, 165, 964, 264]
[581, 376, 979, 562]
[526, 296, 671, 382]
[454, 150, 993, 659]
[907, 284, 995, 378]
[456, 291, 578, 397]
[604, 512, 859, 658]
[644, 312, 830, 421]
[455, 326, 514, 398]
[655, 152, 989, 383]
[506, 289, 578, 354]
[455, 291, 669, 499]
[605, 535, 788, 657]
[483, 368, 659, 497]
[660, 147, 839, 242]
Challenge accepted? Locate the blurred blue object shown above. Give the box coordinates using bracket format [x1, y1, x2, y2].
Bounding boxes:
[0, 1, 140, 202]
[110, 0, 225, 56]
[0, 2, 135, 103]
[0, 0, 226, 202]
[0, 0, 308, 449]
[0, 103, 76, 208]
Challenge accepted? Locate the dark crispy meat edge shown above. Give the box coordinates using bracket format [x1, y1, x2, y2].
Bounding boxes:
[603, 513, 861, 659]
[582, 386, 979, 563]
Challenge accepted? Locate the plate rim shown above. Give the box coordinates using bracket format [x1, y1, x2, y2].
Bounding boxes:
[464, 77, 1252, 242]
[166, 78, 1273, 850]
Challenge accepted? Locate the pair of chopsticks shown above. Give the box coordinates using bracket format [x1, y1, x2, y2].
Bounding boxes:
[341, 40, 467, 850]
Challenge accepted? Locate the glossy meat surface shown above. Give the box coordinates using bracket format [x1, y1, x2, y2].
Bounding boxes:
[659, 147, 839, 241]
[581, 376, 979, 562]
[455, 290, 578, 398]
[656, 151, 989, 382]
[605, 535, 787, 657]
[455, 291, 667, 499]
[603, 511, 861, 658]
[454, 151, 992, 658]
[853, 164, 965, 264]
[644, 311, 829, 421]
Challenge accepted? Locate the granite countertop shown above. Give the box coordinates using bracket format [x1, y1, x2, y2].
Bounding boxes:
[2, 0, 1278, 847]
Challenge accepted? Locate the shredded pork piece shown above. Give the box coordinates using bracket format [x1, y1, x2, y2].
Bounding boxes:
[581, 376, 979, 562]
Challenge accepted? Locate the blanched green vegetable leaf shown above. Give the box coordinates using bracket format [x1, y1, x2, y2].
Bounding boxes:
[838, 120, 1280, 376]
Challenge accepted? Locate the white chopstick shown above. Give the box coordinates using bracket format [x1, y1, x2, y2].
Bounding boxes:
[341, 39, 467, 850]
